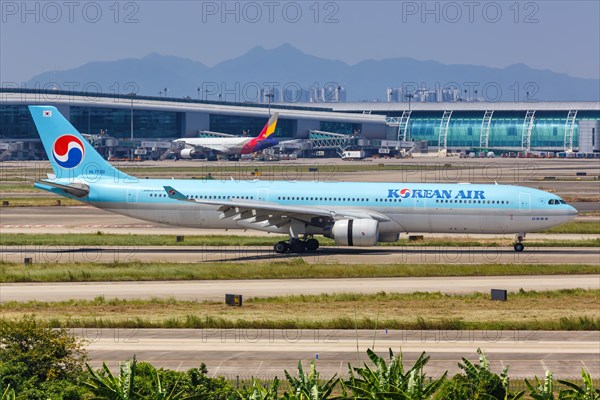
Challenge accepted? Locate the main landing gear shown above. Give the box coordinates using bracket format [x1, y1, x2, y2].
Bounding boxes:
[273, 236, 320, 254]
[513, 232, 526, 252]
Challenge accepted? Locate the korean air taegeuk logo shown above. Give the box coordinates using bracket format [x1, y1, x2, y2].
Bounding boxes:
[52, 135, 85, 168]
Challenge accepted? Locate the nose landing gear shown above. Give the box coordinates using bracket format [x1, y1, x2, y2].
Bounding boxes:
[514, 233, 526, 252]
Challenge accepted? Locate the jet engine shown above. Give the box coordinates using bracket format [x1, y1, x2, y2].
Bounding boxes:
[179, 148, 196, 159]
[331, 219, 379, 246]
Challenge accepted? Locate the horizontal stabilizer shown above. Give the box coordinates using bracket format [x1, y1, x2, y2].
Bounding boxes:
[36, 180, 89, 198]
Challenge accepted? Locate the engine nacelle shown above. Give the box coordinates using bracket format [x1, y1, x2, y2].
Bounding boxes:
[179, 148, 196, 159]
[331, 219, 379, 246]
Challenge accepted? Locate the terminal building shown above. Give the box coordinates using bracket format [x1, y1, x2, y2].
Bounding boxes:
[1, 88, 599, 160]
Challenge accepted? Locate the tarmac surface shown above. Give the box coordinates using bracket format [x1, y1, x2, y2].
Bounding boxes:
[2, 275, 598, 303]
[2, 245, 598, 265]
[79, 329, 599, 379]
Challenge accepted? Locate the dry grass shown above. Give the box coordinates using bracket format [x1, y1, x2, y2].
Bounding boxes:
[2, 290, 598, 330]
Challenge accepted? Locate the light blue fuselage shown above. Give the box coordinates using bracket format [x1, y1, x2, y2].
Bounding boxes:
[36, 178, 577, 235]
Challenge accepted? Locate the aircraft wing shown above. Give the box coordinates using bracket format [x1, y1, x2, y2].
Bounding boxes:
[180, 142, 230, 154]
[164, 186, 390, 228]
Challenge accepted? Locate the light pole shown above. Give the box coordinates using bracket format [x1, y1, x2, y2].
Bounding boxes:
[266, 92, 274, 116]
[474, 89, 478, 102]
[464, 89, 468, 102]
[197, 87, 202, 100]
[129, 92, 136, 160]
[164, 88, 168, 98]
[405, 93, 414, 111]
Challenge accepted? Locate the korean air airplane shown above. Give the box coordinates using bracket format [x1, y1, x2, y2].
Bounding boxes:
[173, 113, 279, 160]
[30, 106, 577, 254]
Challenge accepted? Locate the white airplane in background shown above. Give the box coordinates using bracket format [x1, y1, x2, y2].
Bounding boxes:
[173, 113, 279, 160]
[30, 106, 577, 254]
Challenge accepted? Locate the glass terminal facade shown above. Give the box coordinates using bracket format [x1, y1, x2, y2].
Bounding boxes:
[70, 106, 183, 138]
[1, 103, 598, 151]
[209, 114, 295, 137]
[0, 105, 37, 139]
[0, 105, 183, 139]
[319, 121, 361, 135]
[404, 111, 589, 148]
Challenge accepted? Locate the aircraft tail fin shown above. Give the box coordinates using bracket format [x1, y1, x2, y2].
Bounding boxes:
[256, 112, 278, 140]
[29, 106, 131, 181]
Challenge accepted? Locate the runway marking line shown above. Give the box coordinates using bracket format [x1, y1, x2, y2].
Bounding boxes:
[254, 361, 264, 376]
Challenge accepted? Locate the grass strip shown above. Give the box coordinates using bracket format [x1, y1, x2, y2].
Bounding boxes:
[0, 197, 80, 207]
[1, 233, 598, 247]
[2, 289, 598, 330]
[0, 260, 597, 282]
[540, 220, 600, 234]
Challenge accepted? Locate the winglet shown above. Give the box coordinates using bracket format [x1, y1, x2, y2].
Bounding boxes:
[163, 186, 189, 201]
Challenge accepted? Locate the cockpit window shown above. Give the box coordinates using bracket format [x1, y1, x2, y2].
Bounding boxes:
[549, 199, 566, 205]
[559, 200, 567, 204]
[548, 199, 556, 205]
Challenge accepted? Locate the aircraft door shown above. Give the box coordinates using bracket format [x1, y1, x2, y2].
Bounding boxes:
[257, 188, 269, 202]
[126, 188, 138, 204]
[414, 197, 426, 209]
[413, 195, 430, 231]
[519, 193, 531, 212]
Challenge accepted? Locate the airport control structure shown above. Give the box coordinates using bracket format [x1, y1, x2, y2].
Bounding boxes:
[1, 88, 599, 160]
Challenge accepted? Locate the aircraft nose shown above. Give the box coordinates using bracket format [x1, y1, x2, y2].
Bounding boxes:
[566, 205, 578, 218]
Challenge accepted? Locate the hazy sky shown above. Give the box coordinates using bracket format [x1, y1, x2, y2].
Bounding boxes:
[1, 0, 599, 82]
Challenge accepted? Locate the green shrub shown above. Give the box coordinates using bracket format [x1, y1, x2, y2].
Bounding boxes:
[342, 348, 446, 399]
[434, 348, 524, 400]
[0, 316, 87, 397]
